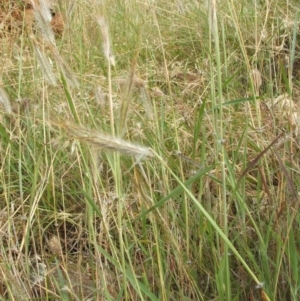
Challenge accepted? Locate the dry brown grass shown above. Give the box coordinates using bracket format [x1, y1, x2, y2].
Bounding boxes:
[0, 0, 300, 300]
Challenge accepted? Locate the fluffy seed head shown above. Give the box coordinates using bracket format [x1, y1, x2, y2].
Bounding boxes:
[63, 122, 153, 159]
[0, 88, 12, 114]
[97, 16, 115, 66]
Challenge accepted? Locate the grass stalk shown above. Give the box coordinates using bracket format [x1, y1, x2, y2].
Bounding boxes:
[209, 0, 231, 298]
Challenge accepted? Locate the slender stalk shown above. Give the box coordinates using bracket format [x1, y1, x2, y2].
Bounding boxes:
[210, 0, 230, 298]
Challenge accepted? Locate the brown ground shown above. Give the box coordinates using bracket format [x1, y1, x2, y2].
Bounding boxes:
[0, 0, 64, 35]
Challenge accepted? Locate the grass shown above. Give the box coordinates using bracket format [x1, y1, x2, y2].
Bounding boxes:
[0, 0, 300, 300]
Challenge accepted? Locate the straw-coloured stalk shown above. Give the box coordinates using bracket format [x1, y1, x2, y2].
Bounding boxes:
[33, 43, 57, 86]
[62, 122, 153, 159]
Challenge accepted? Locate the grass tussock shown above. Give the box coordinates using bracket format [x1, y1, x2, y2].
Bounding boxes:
[0, 0, 300, 300]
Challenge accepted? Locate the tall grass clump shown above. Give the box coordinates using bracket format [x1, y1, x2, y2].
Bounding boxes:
[0, 0, 299, 300]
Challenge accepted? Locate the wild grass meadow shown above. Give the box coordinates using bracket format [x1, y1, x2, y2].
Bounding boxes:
[0, 0, 300, 300]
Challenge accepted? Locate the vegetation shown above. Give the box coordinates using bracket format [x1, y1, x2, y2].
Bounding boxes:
[0, 0, 300, 300]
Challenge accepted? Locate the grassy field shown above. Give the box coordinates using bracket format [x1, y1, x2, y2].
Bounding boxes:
[0, 0, 300, 300]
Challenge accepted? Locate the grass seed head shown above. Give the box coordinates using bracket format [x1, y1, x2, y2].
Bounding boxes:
[30, 0, 55, 44]
[63, 122, 153, 159]
[251, 68, 262, 95]
[47, 235, 62, 256]
[97, 16, 115, 66]
[0, 88, 12, 114]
